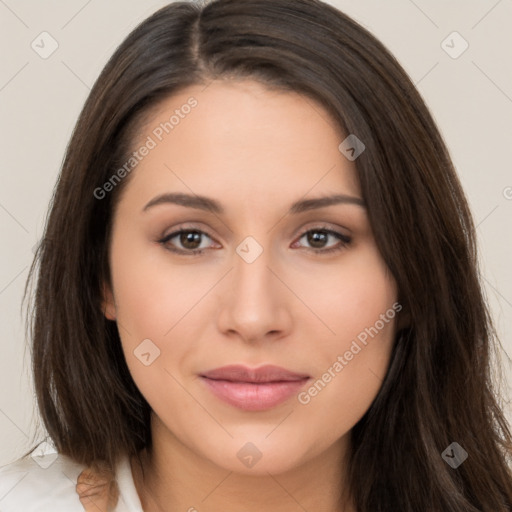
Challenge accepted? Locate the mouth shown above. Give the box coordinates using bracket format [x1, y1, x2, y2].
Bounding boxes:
[199, 364, 311, 411]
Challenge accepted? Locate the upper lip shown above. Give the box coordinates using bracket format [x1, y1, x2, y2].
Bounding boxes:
[200, 364, 310, 383]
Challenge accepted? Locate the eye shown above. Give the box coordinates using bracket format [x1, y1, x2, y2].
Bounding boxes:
[158, 227, 216, 255]
[158, 225, 352, 255]
[292, 227, 351, 254]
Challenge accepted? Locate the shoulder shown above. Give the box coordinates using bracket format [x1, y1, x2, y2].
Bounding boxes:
[0, 449, 87, 512]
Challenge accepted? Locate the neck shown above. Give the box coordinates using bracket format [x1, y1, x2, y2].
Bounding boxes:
[131, 420, 355, 512]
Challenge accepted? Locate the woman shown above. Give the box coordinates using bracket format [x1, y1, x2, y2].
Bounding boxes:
[1, 0, 511, 510]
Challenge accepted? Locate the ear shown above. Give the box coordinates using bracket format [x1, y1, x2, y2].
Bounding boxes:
[101, 280, 117, 321]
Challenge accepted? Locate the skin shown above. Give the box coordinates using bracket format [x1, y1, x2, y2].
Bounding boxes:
[100, 79, 401, 512]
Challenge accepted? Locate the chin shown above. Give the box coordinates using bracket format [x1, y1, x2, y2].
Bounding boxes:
[202, 437, 310, 476]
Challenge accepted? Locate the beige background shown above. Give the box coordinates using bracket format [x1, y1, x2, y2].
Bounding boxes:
[0, 0, 511, 466]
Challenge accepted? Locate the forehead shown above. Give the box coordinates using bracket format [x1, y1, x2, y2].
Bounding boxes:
[121, 79, 361, 213]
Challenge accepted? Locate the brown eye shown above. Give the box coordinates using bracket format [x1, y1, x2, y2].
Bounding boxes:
[177, 230, 203, 250]
[307, 230, 329, 249]
[294, 228, 351, 254]
[159, 229, 213, 254]
[158, 226, 351, 256]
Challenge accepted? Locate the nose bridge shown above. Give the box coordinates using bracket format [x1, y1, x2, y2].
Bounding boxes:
[232, 234, 274, 300]
[217, 232, 291, 341]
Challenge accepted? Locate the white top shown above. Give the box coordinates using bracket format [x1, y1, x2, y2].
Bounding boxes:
[0, 451, 144, 511]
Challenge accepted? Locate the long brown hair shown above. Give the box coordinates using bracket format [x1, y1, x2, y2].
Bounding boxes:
[21, 0, 512, 510]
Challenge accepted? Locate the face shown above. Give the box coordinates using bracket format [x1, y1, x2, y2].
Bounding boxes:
[102, 79, 400, 476]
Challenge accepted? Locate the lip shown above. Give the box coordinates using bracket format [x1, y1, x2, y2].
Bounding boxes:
[201, 364, 310, 383]
[199, 364, 311, 411]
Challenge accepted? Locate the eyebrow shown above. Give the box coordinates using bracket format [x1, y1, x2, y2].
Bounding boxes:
[142, 192, 366, 215]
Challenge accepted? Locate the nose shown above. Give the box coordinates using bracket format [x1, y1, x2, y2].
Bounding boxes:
[217, 238, 293, 344]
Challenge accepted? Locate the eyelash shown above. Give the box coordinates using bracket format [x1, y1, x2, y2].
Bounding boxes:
[157, 225, 352, 256]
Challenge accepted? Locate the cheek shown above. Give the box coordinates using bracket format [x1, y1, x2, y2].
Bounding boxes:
[109, 226, 211, 338]
[108, 228, 214, 403]
[294, 242, 398, 343]
[299, 331, 394, 427]
[294, 244, 398, 423]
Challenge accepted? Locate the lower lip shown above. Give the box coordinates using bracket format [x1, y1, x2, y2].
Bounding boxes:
[200, 377, 310, 411]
